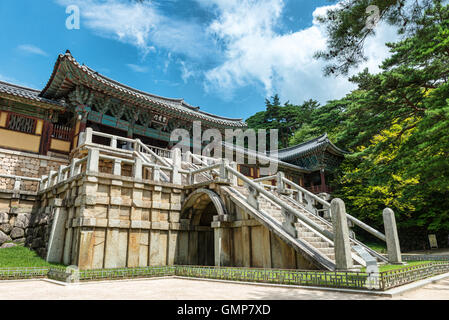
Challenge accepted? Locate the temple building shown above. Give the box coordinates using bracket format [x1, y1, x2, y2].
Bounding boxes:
[0, 50, 344, 194]
[0, 51, 391, 273]
[277, 134, 347, 194]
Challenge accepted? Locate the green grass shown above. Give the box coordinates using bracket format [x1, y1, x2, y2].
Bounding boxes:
[365, 242, 387, 254]
[362, 260, 436, 272]
[0, 245, 64, 268]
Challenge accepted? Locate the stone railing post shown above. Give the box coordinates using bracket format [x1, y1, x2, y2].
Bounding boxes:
[48, 170, 57, 187]
[40, 176, 48, 191]
[247, 184, 259, 210]
[133, 157, 143, 180]
[13, 177, 21, 192]
[331, 198, 354, 270]
[282, 208, 297, 238]
[383, 208, 402, 264]
[171, 148, 182, 184]
[85, 127, 93, 144]
[113, 159, 122, 176]
[276, 171, 285, 194]
[69, 158, 78, 178]
[57, 166, 65, 183]
[110, 136, 117, 149]
[184, 150, 191, 163]
[87, 148, 99, 174]
[219, 159, 230, 183]
[230, 162, 238, 186]
[134, 138, 141, 153]
[153, 165, 161, 182]
[304, 193, 317, 215]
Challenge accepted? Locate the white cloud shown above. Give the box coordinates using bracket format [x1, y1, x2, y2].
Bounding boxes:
[201, 1, 399, 104]
[54, 0, 400, 105]
[126, 64, 149, 73]
[17, 44, 48, 57]
[56, 0, 216, 59]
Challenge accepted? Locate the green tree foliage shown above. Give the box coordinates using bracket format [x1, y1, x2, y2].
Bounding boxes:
[315, 0, 437, 75]
[247, 3, 449, 248]
[246, 95, 320, 148]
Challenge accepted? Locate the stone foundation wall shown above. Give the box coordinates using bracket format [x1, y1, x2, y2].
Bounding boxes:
[0, 191, 44, 250]
[0, 148, 68, 192]
[40, 171, 183, 270]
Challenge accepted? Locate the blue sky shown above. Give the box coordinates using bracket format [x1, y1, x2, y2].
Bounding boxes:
[0, 0, 397, 120]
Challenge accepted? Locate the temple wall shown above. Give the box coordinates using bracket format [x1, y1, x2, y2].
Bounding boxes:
[40, 171, 183, 270]
[0, 148, 68, 191]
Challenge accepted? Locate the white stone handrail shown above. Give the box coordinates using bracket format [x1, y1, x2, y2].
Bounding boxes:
[0, 173, 42, 193]
[40, 156, 87, 192]
[224, 163, 334, 241]
[282, 177, 387, 243]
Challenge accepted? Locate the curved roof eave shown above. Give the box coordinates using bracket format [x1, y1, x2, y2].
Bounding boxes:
[40, 51, 247, 128]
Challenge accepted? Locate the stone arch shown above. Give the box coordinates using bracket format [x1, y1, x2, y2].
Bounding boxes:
[177, 188, 228, 266]
[181, 188, 227, 221]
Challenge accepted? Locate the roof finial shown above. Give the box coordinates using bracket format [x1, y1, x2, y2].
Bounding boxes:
[65, 49, 72, 55]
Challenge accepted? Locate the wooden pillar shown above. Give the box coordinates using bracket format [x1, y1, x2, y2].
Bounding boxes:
[39, 120, 53, 155]
[320, 168, 326, 192]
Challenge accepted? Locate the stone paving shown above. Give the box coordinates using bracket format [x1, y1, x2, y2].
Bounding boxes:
[0, 277, 448, 300]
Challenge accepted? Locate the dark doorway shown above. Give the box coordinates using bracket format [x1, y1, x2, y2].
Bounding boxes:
[197, 202, 215, 266]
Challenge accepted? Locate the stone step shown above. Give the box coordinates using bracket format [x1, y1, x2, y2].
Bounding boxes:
[319, 247, 335, 254]
[301, 236, 326, 243]
[309, 241, 332, 249]
[297, 231, 316, 237]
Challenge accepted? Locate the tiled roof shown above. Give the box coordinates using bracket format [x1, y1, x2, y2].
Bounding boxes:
[221, 141, 310, 173]
[276, 134, 348, 161]
[41, 51, 247, 128]
[0, 80, 64, 108]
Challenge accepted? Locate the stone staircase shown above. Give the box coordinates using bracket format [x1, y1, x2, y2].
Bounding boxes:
[233, 185, 341, 264]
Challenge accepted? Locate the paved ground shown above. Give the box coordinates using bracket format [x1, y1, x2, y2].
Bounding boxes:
[1, 277, 449, 300]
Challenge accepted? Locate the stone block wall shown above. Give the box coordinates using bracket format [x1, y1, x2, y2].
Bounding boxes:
[0, 148, 68, 192]
[40, 171, 183, 270]
[0, 191, 42, 249]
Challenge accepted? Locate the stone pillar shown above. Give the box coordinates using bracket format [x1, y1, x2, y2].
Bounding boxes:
[171, 148, 182, 185]
[46, 199, 67, 263]
[213, 223, 232, 267]
[383, 208, 402, 264]
[331, 198, 353, 270]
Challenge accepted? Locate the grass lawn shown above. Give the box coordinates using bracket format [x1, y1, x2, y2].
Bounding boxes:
[0, 245, 64, 268]
[362, 260, 436, 272]
[365, 242, 387, 254]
